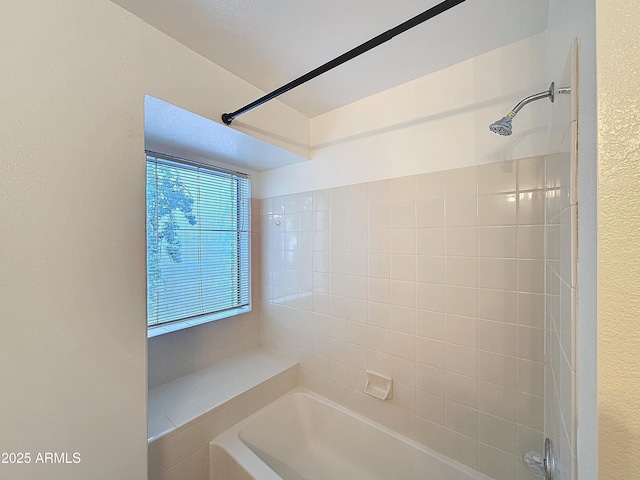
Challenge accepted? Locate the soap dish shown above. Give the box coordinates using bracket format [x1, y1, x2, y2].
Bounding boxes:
[364, 370, 393, 400]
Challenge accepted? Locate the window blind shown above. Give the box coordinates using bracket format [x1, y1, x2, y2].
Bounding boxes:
[146, 153, 251, 328]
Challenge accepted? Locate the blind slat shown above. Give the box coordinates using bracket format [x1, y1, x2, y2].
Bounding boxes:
[146, 154, 251, 328]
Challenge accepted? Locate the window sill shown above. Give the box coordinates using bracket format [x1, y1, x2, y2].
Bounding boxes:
[147, 306, 252, 339]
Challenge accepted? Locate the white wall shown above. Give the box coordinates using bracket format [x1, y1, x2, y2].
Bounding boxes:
[0, 1, 307, 479]
[546, 2, 598, 480]
[261, 33, 548, 198]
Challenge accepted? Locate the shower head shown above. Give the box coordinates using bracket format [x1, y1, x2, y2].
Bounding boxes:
[490, 82, 555, 136]
[489, 115, 514, 136]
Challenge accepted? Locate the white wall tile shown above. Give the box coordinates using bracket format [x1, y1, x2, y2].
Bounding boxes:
[517, 359, 544, 397]
[416, 337, 445, 369]
[478, 194, 517, 226]
[517, 326, 544, 363]
[417, 390, 446, 424]
[445, 196, 477, 227]
[478, 226, 517, 258]
[446, 400, 478, 439]
[518, 156, 546, 191]
[517, 392, 544, 431]
[389, 306, 416, 335]
[446, 227, 479, 257]
[446, 344, 478, 378]
[479, 258, 518, 291]
[479, 381, 517, 422]
[518, 225, 545, 259]
[478, 351, 517, 390]
[390, 201, 417, 229]
[390, 280, 417, 308]
[478, 444, 517, 480]
[479, 412, 517, 454]
[518, 259, 545, 293]
[417, 228, 446, 255]
[445, 286, 478, 318]
[368, 253, 390, 279]
[416, 418, 445, 453]
[445, 372, 478, 409]
[260, 159, 545, 478]
[391, 355, 416, 387]
[349, 205, 369, 230]
[517, 292, 545, 328]
[368, 203, 390, 229]
[445, 315, 478, 348]
[390, 229, 416, 255]
[416, 199, 445, 227]
[478, 289, 517, 324]
[390, 254, 417, 281]
[478, 320, 518, 356]
[518, 191, 545, 225]
[416, 363, 445, 397]
[417, 256, 445, 284]
[417, 310, 445, 340]
[445, 429, 478, 470]
[390, 331, 416, 361]
[367, 301, 390, 329]
[446, 256, 478, 287]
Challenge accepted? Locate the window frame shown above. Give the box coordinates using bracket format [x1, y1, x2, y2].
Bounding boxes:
[145, 151, 252, 338]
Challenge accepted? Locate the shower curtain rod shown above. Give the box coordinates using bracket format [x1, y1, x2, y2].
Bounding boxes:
[221, 0, 467, 125]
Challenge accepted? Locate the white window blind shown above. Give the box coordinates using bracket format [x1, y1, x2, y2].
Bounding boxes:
[146, 153, 251, 329]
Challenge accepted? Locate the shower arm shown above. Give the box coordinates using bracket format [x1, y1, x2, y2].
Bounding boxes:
[490, 82, 570, 136]
[221, 0, 467, 125]
[507, 82, 555, 119]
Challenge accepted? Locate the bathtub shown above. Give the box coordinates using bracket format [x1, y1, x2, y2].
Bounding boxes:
[210, 388, 494, 480]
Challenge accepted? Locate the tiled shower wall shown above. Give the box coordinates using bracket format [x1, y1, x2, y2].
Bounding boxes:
[545, 149, 577, 480]
[544, 42, 578, 480]
[147, 198, 262, 389]
[261, 158, 547, 480]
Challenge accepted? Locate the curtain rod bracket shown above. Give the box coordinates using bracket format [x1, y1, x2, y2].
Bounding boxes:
[221, 113, 234, 125]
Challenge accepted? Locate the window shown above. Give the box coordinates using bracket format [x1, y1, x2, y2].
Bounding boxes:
[146, 152, 251, 333]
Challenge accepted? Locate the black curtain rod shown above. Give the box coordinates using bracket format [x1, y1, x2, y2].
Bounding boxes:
[222, 0, 467, 125]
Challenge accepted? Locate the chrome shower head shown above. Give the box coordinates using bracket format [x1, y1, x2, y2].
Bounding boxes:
[490, 82, 556, 136]
[489, 115, 513, 136]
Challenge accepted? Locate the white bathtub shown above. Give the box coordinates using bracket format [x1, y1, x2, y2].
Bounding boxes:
[210, 388, 494, 480]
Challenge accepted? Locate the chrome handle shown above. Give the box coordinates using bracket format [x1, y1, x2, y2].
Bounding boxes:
[544, 438, 555, 480]
[523, 438, 555, 479]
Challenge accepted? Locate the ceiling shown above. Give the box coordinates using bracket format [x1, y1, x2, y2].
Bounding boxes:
[113, 0, 548, 118]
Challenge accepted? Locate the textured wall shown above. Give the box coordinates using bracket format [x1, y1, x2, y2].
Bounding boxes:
[597, 0, 640, 478]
